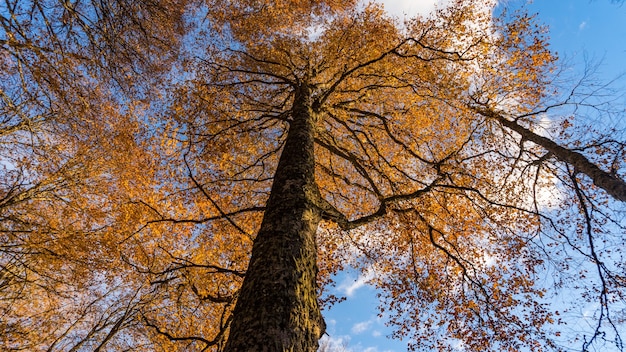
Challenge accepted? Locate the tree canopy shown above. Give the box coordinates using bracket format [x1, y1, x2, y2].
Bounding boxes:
[1, 0, 625, 351]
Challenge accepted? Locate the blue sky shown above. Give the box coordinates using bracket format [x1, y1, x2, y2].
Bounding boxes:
[321, 1, 626, 351]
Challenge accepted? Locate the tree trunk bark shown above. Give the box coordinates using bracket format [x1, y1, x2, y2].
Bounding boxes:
[223, 83, 325, 351]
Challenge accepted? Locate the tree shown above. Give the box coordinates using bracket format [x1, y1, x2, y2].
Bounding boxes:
[1, 0, 189, 349]
[1, 0, 625, 351]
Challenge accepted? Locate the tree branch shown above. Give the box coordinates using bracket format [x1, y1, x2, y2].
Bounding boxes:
[472, 105, 626, 202]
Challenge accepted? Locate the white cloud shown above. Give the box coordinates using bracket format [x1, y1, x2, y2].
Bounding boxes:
[351, 320, 373, 334]
[337, 268, 376, 297]
[319, 333, 386, 352]
[579, 21, 587, 30]
[372, 0, 445, 18]
[319, 335, 353, 352]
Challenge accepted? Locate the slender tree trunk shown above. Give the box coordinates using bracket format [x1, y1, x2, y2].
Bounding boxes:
[223, 83, 325, 351]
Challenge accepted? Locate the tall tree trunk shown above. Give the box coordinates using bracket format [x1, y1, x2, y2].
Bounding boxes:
[223, 84, 325, 351]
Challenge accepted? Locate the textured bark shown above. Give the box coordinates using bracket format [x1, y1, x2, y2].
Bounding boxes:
[223, 84, 325, 351]
[479, 108, 626, 202]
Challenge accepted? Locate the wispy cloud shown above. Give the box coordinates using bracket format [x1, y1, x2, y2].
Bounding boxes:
[372, 0, 444, 18]
[337, 268, 376, 297]
[351, 320, 373, 334]
[579, 21, 587, 30]
[319, 335, 352, 351]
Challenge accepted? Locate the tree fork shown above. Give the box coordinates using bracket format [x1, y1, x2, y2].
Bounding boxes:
[223, 83, 325, 351]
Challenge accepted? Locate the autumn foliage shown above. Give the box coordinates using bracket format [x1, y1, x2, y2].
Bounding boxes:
[1, 0, 625, 351]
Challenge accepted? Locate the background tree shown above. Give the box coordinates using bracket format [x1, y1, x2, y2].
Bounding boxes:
[1, 0, 625, 351]
[0, 0, 189, 349]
